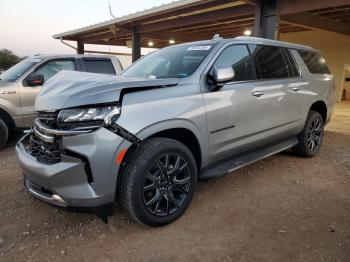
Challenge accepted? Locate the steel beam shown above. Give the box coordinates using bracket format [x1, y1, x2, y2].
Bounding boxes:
[77, 41, 84, 54]
[253, 0, 279, 39]
[132, 26, 141, 62]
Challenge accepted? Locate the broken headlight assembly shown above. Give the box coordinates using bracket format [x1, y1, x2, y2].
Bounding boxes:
[56, 104, 140, 144]
[57, 105, 121, 128]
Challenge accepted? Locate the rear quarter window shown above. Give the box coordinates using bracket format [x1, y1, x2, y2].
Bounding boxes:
[82, 59, 116, 75]
[298, 51, 330, 74]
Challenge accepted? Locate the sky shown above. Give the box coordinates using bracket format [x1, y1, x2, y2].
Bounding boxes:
[0, 0, 174, 57]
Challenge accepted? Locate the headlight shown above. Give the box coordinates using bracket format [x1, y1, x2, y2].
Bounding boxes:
[57, 105, 120, 126]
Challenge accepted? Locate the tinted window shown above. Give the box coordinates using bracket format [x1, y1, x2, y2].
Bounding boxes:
[298, 51, 330, 74]
[213, 45, 255, 82]
[34, 60, 76, 82]
[83, 59, 116, 75]
[283, 49, 300, 77]
[122, 44, 215, 78]
[250, 45, 289, 79]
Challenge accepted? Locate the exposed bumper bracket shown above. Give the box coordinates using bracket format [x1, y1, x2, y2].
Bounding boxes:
[109, 123, 141, 145]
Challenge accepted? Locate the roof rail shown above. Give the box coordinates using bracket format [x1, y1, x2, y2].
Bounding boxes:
[212, 34, 223, 40]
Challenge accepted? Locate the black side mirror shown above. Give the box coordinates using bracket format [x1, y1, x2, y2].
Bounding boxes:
[208, 66, 235, 92]
[26, 74, 44, 86]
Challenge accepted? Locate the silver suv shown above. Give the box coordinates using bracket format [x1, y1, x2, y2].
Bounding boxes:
[16, 37, 335, 226]
[0, 54, 122, 148]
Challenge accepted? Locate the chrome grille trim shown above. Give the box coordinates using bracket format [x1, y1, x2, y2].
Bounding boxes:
[34, 119, 98, 137]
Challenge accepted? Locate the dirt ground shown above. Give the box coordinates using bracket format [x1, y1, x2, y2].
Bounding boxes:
[0, 102, 349, 262]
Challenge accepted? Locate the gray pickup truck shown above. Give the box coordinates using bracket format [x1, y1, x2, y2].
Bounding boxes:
[16, 37, 335, 226]
[0, 54, 122, 148]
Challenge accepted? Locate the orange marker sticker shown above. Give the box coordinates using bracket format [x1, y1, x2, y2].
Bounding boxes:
[115, 148, 127, 164]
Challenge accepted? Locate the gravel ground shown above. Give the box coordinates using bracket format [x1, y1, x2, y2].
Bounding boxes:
[0, 102, 349, 262]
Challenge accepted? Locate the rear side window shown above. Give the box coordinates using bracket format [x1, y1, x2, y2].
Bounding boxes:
[298, 51, 330, 74]
[34, 59, 76, 82]
[283, 49, 300, 77]
[213, 45, 255, 82]
[83, 59, 116, 75]
[250, 45, 289, 79]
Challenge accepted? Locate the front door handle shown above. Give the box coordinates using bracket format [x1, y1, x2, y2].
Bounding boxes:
[252, 91, 264, 97]
[291, 87, 300, 92]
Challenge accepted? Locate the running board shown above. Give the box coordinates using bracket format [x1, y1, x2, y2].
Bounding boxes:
[200, 138, 299, 180]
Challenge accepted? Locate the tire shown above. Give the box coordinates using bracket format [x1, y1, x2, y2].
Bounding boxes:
[118, 137, 197, 227]
[293, 111, 324, 158]
[0, 118, 9, 149]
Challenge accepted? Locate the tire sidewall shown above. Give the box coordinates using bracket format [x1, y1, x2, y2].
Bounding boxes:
[128, 139, 197, 226]
[0, 119, 8, 149]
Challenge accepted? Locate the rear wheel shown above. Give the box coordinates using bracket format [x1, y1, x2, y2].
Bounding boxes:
[293, 111, 324, 157]
[118, 138, 197, 226]
[0, 119, 8, 149]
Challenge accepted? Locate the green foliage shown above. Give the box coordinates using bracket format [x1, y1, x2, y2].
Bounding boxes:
[0, 49, 21, 70]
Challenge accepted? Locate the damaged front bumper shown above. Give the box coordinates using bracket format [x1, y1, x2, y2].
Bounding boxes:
[16, 126, 133, 214]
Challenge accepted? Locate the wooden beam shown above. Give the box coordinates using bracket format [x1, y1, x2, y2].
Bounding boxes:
[138, 5, 255, 33]
[81, 30, 131, 43]
[124, 0, 239, 25]
[278, 0, 350, 15]
[241, 0, 260, 6]
[175, 22, 254, 34]
[281, 12, 350, 36]
[171, 17, 254, 33]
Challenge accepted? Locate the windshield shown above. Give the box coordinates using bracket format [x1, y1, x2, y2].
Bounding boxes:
[122, 44, 215, 79]
[0, 58, 41, 82]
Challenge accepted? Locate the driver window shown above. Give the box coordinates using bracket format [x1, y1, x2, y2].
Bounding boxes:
[34, 60, 76, 82]
[214, 45, 256, 82]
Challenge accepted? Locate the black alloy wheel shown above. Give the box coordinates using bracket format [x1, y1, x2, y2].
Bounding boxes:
[306, 115, 323, 152]
[143, 153, 191, 217]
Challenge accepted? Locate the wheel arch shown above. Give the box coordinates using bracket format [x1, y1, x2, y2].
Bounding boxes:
[0, 107, 15, 129]
[309, 100, 327, 123]
[118, 119, 207, 174]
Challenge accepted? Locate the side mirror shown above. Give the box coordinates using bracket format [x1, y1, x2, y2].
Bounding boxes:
[26, 74, 44, 86]
[213, 66, 235, 83]
[208, 66, 235, 92]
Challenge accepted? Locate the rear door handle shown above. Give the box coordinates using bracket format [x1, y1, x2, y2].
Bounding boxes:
[252, 91, 264, 97]
[291, 87, 300, 92]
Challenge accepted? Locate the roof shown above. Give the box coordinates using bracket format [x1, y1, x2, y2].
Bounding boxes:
[53, 0, 203, 39]
[52, 0, 260, 48]
[52, 0, 350, 49]
[29, 54, 116, 59]
[235, 36, 315, 51]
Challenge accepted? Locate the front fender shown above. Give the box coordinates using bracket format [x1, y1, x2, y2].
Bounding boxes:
[115, 88, 209, 167]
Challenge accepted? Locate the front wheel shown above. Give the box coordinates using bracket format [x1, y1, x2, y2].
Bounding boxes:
[118, 138, 197, 227]
[293, 111, 324, 157]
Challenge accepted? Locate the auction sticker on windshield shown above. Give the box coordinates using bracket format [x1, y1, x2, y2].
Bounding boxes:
[187, 46, 212, 51]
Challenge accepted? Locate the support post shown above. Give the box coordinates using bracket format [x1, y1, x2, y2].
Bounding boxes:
[77, 41, 84, 54]
[253, 0, 279, 39]
[132, 26, 141, 62]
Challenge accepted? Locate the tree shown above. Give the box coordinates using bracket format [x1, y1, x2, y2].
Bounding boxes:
[0, 49, 21, 70]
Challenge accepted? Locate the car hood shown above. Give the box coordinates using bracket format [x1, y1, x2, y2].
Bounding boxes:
[0, 81, 14, 88]
[35, 71, 179, 111]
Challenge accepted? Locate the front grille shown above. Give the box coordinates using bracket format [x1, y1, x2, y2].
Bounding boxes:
[26, 133, 61, 164]
[36, 111, 58, 129]
[24, 111, 61, 164]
